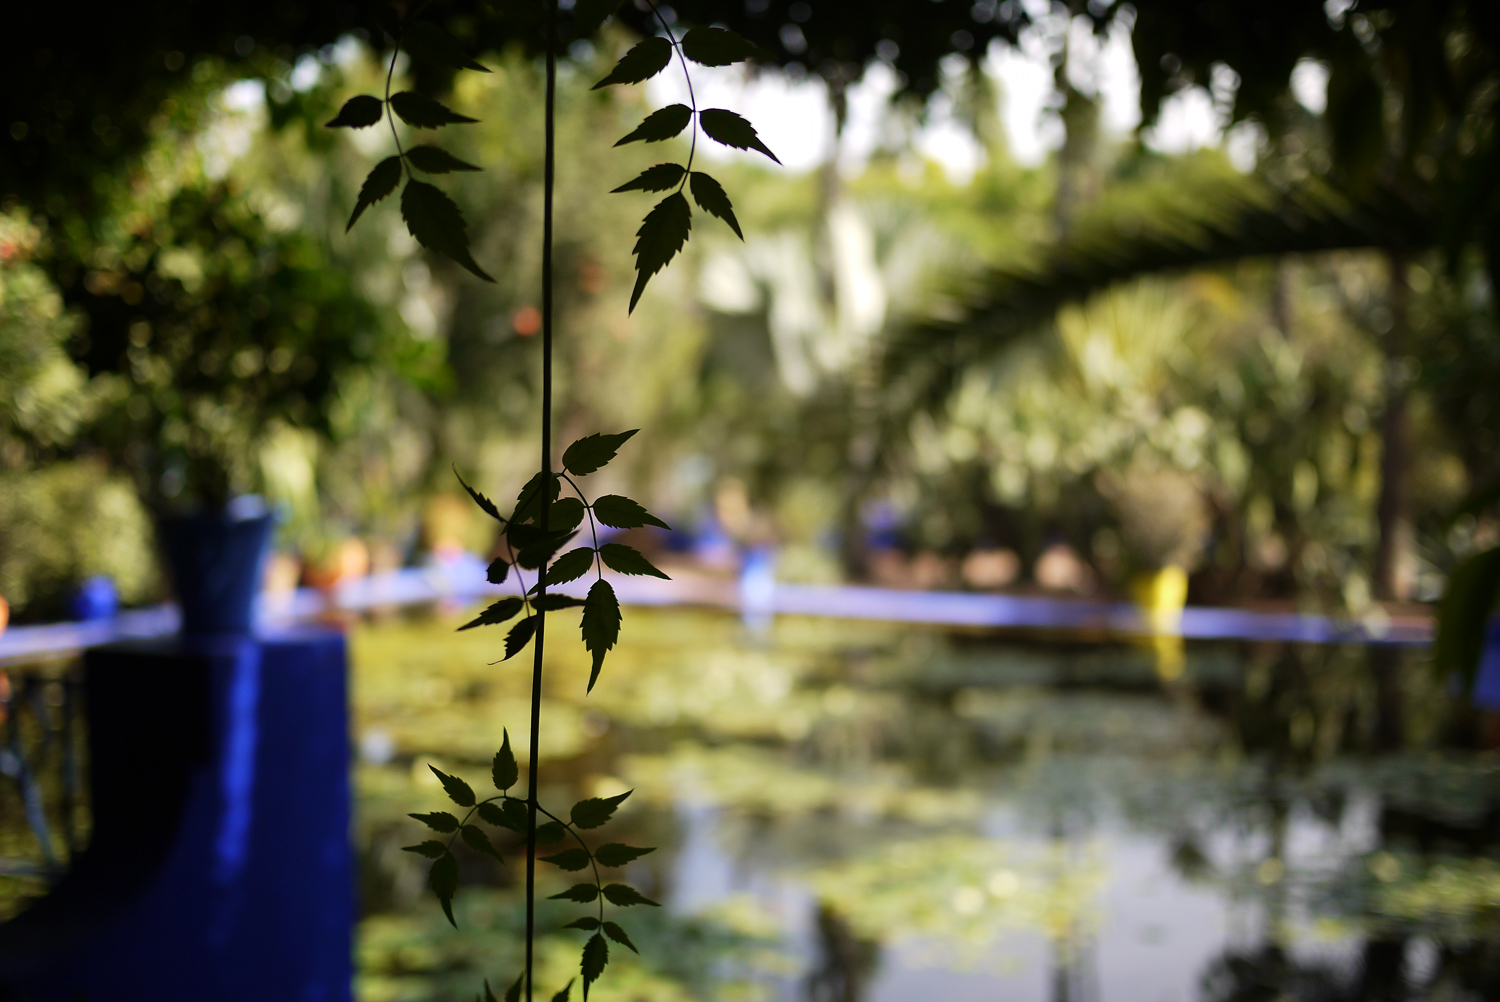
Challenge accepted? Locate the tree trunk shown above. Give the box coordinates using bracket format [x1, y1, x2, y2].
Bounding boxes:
[1373, 252, 1412, 602]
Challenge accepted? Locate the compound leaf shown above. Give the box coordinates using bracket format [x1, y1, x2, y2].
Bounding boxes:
[479, 797, 529, 833]
[581, 580, 622, 692]
[430, 765, 476, 807]
[410, 811, 460, 833]
[699, 108, 780, 164]
[403, 839, 448, 858]
[601, 883, 659, 907]
[536, 821, 568, 845]
[455, 467, 504, 522]
[401, 179, 493, 281]
[689, 171, 742, 239]
[592, 495, 670, 530]
[581, 933, 609, 988]
[563, 430, 639, 477]
[614, 104, 692, 147]
[593, 36, 672, 89]
[390, 90, 480, 128]
[504, 616, 537, 660]
[458, 596, 524, 631]
[541, 848, 592, 871]
[513, 471, 562, 524]
[327, 94, 384, 128]
[629, 192, 691, 312]
[546, 547, 597, 586]
[612, 164, 685, 194]
[517, 530, 577, 570]
[404, 19, 490, 73]
[407, 144, 483, 173]
[599, 543, 669, 579]
[594, 843, 656, 868]
[681, 26, 767, 66]
[549, 497, 587, 533]
[493, 729, 518, 790]
[430, 852, 460, 926]
[533, 594, 587, 612]
[571, 790, 630, 829]
[486, 557, 510, 585]
[550, 882, 600, 903]
[461, 824, 505, 861]
[347, 156, 402, 231]
[602, 921, 638, 953]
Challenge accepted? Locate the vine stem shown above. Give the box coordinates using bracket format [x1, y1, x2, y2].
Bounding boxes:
[526, 0, 559, 998]
[384, 36, 409, 179]
[642, 0, 698, 189]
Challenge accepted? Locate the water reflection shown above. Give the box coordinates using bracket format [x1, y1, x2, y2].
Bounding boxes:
[350, 609, 1500, 1002]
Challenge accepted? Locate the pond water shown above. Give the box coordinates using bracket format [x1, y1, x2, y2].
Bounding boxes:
[350, 606, 1500, 1002]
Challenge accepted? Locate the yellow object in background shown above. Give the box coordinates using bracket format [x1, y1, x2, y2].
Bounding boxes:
[1132, 565, 1188, 682]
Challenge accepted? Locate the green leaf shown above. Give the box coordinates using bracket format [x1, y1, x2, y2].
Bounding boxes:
[594, 843, 656, 868]
[430, 765, 476, 807]
[430, 852, 460, 926]
[564, 917, 601, 930]
[486, 557, 510, 585]
[571, 790, 630, 829]
[503, 617, 537, 660]
[390, 90, 480, 128]
[410, 811, 460, 833]
[614, 104, 692, 147]
[546, 547, 597, 586]
[401, 179, 494, 281]
[581, 580, 622, 693]
[698, 108, 780, 164]
[541, 848, 592, 871]
[592, 495, 670, 530]
[347, 156, 402, 232]
[461, 824, 505, 861]
[403, 839, 448, 858]
[581, 933, 609, 988]
[602, 921, 638, 953]
[601, 883, 659, 907]
[629, 192, 691, 312]
[688, 172, 743, 239]
[536, 821, 568, 845]
[550, 497, 587, 533]
[493, 730, 518, 790]
[326, 94, 384, 128]
[514, 471, 563, 524]
[407, 144, 483, 174]
[534, 594, 587, 611]
[681, 26, 768, 67]
[599, 543, 670, 579]
[551, 979, 575, 1002]
[550, 882, 600, 902]
[571, 0, 622, 39]
[612, 165, 685, 194]
[504, 973, 524, 1002]
[593, 36, 673, 89]
[455, 467, 504, 522]
[518, 531, 577, 570]
[458, 596, 524, 631]
[404, 20, 490, 73]
[563, 430, 639, 477]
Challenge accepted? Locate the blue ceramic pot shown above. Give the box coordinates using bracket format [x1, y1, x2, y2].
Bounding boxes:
[156, 498, 275, 636]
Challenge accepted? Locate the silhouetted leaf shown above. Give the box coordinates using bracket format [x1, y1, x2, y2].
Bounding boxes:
[592, 495, 670, 530]
[404, 19, 490, 73]
[518, 531, 577, 569]
[410, 811, 460, 833]
[602, 921, 638, 953]
[541, 848, 592, 871]
[571, 0, 622, 38]
[629, 193, 691, 311]
[347, 156, 402, 231]
[504, 973, 523, 1002]
[483, 977, 499, 1002]
[681, 26, 768, 66]
[479, 797, 529, 832]
[571, 790, 630, 829]
[582, 933, 609, 988]
[403, 839, 448, 857]
[593, 36, 672, 89]
[614, 104, 692, 146]
[551, 979, 575, 1002]
[550, 883, 600, 902]
[430, 766, 476, 807]
[565, 917, 601, 930]
[455, 467, 504, 522]
[476, 801, 508, 828]
[546, 547, 597, 586]
[461, 824, 504, 861]
[408, 144, 483, 173]
[536, 821, 567, 845]
[533, 594, 587, 611]
[698, 108, 780, 164]
[390, 90, 480, 128]
[688, 172, 742, 239]
[493, 730, 518, 790]
[594, 843, 656, 868]
[327, 94, 384, 128]
[601, 883, 659, 907]
[581, 580, 621, 692]
[401, 180, 493, 281]
[487, 557, 510, 585]
[458, 596, 524, 631]
[563, 430, 639, 476]
[504, 617, 537, 660]
[599, 543, 669, 579]
[430, 852, 460, 926]
[549, 497, 587, 533]
[514, 471, 562, 524]
[612, 165, 685, 194]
